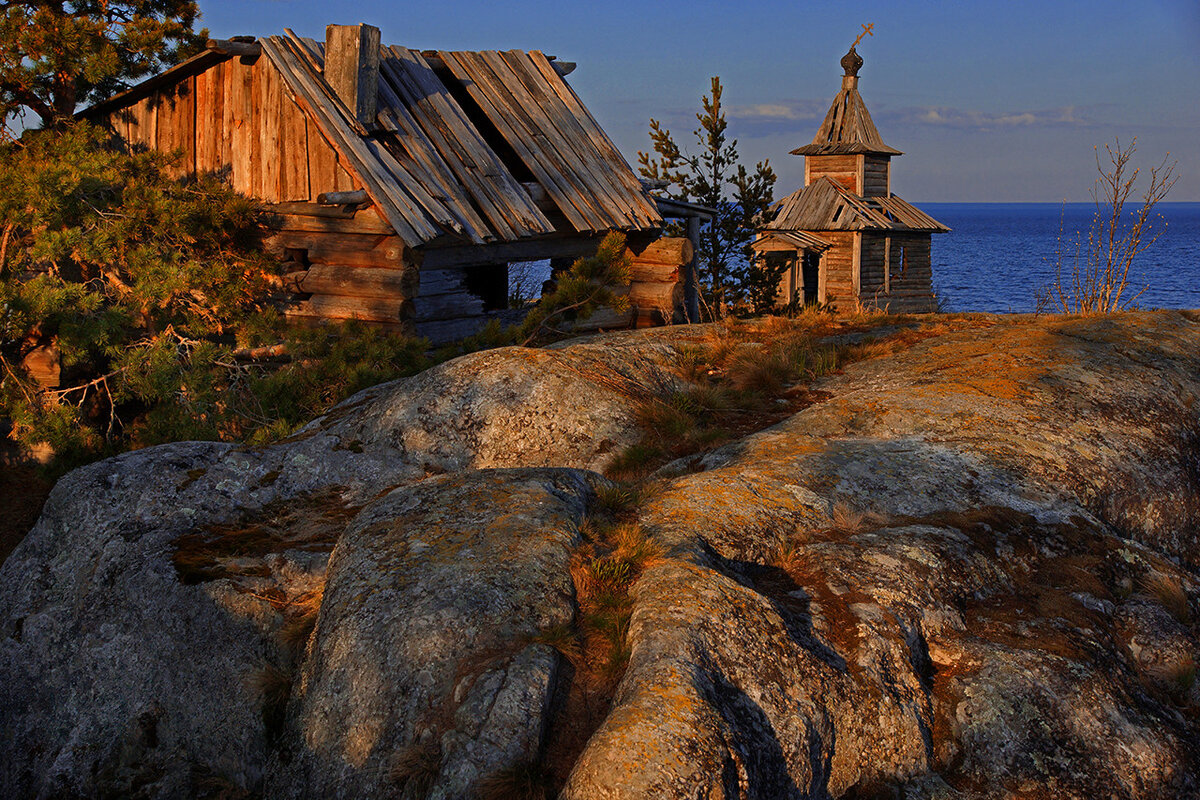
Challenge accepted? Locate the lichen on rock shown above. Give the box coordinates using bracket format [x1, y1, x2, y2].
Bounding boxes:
[2, 311, 1199, 799]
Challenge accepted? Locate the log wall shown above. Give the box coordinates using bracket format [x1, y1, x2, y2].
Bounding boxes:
[862, 156, 890, 197]
[819, 231, 856, 307]
[859, 233, 887, 296]
[108, 56, 358, 204]
[865, 233, 935, 313]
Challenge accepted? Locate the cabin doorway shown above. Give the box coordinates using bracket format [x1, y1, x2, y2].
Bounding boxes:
[802, 252, 820, 305]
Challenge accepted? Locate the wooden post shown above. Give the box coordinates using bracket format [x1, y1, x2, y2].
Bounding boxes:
[684, 215, 701, 323]
[325, 24, 381, 129]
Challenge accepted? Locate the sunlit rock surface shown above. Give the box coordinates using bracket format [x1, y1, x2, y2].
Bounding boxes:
[2, 312, 1199, 799]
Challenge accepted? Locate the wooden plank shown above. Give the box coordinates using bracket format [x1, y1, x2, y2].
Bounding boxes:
[303, 293, 411, 323]
[324, 24, 380, 127]
[417, 269, 468, 295]
[267, 60, 287, 200]
[126, 100, 143, 147]
[525, 51, 660, 228]
[262, 230, 407, 267]
[420, 233, 603, 269]
[266, 201, 360, 219]
[380, 47, 547, 241]
[254, 59, 272, 199]
[220, 61, 234, 169]
[630, 237, 692, 265]
[627, 263, 680, 283]
[279, 91, 310, 201]
[21, 343, 60, 389]
[307, 118, 338, 200]
[495, 50, 635, 228]
[476, 50, 622, 229]
[437, 49, 591, 232]
[184, 76, 197, 176]
[197, 64, 223, 173]
[507, 50, 644, 228]
[230, 58, 253, 194]
[263, 211, 395, 235]
[267, 35, 423, 239]
[195, 70, 213, 173]
[628, 281, 683, 311]
[300, 264, 417, 298]
[266, 34, 459, 244]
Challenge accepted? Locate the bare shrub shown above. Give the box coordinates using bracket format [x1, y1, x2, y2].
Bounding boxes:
[1036, 137, 1177, 314]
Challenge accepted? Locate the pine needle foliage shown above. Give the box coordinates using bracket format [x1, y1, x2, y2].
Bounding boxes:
[638, 77, 777, 318]
[0, 0, 204, 132]
[515, 232, 631, 345]
[0, 125, 434, 463]
[0, 123, 278, 458]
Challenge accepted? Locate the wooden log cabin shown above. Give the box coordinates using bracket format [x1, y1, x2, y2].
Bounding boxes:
[82, 25, 708, 344]
[752, 45, 949, 313]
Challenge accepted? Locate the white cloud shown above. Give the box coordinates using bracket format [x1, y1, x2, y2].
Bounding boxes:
[890, 105, 1092, 130]
[729, 99, 828, 122]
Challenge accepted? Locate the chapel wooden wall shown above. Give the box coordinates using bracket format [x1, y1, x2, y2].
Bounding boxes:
[861, 156, 889, 197]
[819, 231, 857, 307]
[861, 232, 935, 312]
[806, 155, 858, 193]
[805, 155, 890, 197]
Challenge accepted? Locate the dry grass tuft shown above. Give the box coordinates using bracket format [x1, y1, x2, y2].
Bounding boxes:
[530, 623, 582, 666]
[1139, 570, 1192, 624]
[828, 502, 886, 536]
[389, 739, 442, 799]
[477, 760, 552, 800]
[1144, 652, 1197, 706]
[278, 585, 325, 657]
[250, 663, 292, 742]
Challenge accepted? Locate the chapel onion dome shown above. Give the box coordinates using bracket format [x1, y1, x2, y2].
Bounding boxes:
[790, 46, 902, 157]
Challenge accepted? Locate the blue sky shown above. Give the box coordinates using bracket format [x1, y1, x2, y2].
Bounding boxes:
[198, 0, 1200, 202]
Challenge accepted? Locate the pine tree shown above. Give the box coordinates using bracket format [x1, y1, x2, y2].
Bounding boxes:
[0, 0, 204, 132]
[638, 77, 777, 317]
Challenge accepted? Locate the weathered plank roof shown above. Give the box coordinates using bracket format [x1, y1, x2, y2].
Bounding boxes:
[767, 177, 949, 233]
[790, 79, 901, 157]
[86, 32, 662, 249]
[269, 32, 662, 247]
[750, 230, 832, 252]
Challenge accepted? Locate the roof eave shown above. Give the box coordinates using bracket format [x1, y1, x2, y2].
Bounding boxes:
[790, 143, 903, 156]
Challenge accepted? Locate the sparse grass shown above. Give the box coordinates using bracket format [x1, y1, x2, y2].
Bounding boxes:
[569, 521, 661, 693]
[1138, 570, 1192, 624]
[828, 502, 887, 536]
[172, 490, 356, 584]
[530, 622, 582, 665]
[604, 314, 919, 480]
[250, 663, 292, 743]
[1144, 653, 1197, 707]
[605, 442, 666, 481]
[477, 760, 552, 800]
[538, 516, 663, 792]
[389, 739, 442, 799]
[278, 586, 325, 658]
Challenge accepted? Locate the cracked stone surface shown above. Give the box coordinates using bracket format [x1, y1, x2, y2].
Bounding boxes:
[3, 311, 1200, 799]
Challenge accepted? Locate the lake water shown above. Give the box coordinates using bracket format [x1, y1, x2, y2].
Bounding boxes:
[509, 202, 1200, 314]
[923, 202, 1200, 313]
